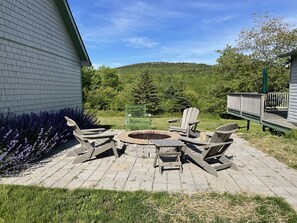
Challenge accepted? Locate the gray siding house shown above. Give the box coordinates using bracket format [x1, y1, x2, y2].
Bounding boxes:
[280, 50, 297, 123]
[0, 0, 90, 114]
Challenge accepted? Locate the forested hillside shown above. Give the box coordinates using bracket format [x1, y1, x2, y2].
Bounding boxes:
[82, 63, 220, 114]
[116, 62, 218, 113]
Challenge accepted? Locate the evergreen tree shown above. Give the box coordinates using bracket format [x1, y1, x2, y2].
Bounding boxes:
[164, 82, 190, 112]
[132, 72, 160, 114]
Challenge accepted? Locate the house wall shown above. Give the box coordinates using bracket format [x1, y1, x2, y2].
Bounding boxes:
[288, 55, 297, 123]
[0, 0, 83, 114]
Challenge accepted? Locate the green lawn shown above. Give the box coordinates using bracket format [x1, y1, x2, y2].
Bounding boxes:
[0, 185, 296, 223]
[97, 112, 246, 131]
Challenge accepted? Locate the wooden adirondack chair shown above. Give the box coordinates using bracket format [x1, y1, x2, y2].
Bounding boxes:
[71, 131, 119, 164]
[168, 107, 200, 137]
[65, 116, 105, 156]
[179, 123, 238, 177]
[65, 116, 105, 135]
[65, 116, 118, 164]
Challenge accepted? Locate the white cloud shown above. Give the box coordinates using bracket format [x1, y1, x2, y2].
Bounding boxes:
[184, 2, 229, 10]
[77, 1, 184, 46]
[125, 37, 159, 48]
[159, 30, 238, 64]
[91, 62, 123, 68]
[201, 15, 236, 25]
[91, 63, 104, 69]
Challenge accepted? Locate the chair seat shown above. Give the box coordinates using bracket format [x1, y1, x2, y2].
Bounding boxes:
[169, 126, 187, 132]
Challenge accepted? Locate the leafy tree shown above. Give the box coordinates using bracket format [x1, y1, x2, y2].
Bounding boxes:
[184, 89, 199, 109]
[110, 84, 134, 111]
[236, 14, 293, 92]
[81, 66, 97, 102]
[131, 72, 160, 114]
[99, 66, 120, 89]
[89, 71, 101, 90]
[84, 87, 118, 110]
[237, 13, 297, 66]
[214, 45, 261, 92]
[82, 66, 121, 110]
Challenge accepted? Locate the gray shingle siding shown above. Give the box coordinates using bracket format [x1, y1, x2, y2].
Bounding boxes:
[288, 55, 297, 123]
[0, 0, 82, 114]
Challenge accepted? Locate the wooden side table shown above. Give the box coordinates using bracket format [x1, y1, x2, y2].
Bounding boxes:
[151, 139, 184, 174]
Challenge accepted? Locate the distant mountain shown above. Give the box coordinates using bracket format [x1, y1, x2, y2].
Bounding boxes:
[114, 62, 219, 112]
[116, 62, 213, 76]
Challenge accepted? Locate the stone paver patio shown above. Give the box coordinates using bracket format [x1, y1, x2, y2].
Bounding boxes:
[1, 131, 297, 210]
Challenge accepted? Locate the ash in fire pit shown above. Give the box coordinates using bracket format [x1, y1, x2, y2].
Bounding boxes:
[118, 130, 180, 158]
[129, 132, 170, 140]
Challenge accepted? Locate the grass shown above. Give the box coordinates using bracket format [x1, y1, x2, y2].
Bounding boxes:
[0, 184, 296, 223]
[238, 129, 297, 169]
[97, 112, 246, 131]
[97, 111, 297, 170]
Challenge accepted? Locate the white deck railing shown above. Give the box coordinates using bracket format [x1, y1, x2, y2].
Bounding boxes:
[227, 93, 265, 120]
[266, 92, 289, 109]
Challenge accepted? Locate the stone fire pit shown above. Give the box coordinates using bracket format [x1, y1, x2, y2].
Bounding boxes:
[118, 130, 180, 158]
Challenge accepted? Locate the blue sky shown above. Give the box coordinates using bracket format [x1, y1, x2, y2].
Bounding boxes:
[68, 0, 297, 68]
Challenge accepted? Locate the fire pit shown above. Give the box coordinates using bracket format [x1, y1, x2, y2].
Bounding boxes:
[118, 130, 180, 158]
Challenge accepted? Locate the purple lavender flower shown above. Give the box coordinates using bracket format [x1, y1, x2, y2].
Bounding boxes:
[0, 108, 98, 176]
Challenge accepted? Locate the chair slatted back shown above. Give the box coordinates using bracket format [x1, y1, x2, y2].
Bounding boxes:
[204, 123, 238, 158]
[203, 139, 233, 158]
[210, 123, 238, 143]
[65, 116, 84, 135]
[180, 107, 199, 129]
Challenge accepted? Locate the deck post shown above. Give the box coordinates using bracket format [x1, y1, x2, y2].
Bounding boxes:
[260, 94, 265, 122]
[247, 120, 250, 131]
[240, 94, 243, 117]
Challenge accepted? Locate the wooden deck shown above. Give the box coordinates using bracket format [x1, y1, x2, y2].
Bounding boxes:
[262, 112, 297, 132]
[227, 93, 297, 133]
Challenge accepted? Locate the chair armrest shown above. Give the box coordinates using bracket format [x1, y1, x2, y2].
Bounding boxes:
[208, 140, 233, 147]
[195, 141, 233, 150]
[78, 132, 117, 140]
[188, 120, 200, 125]
[168, 118, 181, 123]
[180, 137, 233, 148]
[81, 128, 105, 133]
[179, 137, 209, 145]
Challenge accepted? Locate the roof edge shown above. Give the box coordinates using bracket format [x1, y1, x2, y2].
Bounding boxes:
[279, 49, 297, 58]
[54, 0, 91, 66]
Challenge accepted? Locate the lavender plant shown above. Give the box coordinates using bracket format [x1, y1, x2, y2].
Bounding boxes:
[0, 108, 97, 176]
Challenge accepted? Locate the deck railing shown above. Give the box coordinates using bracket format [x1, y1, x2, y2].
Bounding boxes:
[227, 93, 265, 120]
[266, 92, 288, 110]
